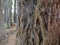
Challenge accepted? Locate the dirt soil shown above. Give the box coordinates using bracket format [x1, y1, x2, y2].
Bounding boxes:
[0, 26, 17, 45]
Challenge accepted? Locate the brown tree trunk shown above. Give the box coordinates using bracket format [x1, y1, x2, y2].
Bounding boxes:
[16, 0, 47, 45]
[16, 0, 60, 45]
[47, 0, 60, 45]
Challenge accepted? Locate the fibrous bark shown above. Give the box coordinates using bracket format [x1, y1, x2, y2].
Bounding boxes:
[16, 0, 47, 45]
[47, 0, 60, 45]
[16, 0, 60, 45]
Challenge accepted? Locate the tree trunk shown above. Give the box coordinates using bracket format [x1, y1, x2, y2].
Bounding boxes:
[47, 0, 60, 45]
[16, 0, 60, 45]
[16, 0, 47, 45]
[14, 0, 16, 23]
[0, 0, 6, 44]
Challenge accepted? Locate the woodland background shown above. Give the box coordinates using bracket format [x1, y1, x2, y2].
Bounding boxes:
[0, 0, 60, 45]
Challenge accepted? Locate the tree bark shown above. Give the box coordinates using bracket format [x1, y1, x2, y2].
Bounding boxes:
[16, 0, 47, 45]
[0, 0, 6, 44]
[16, 0, 60, 45]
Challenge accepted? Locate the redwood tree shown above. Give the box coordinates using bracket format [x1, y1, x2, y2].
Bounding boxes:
[16, 0, 60, 45]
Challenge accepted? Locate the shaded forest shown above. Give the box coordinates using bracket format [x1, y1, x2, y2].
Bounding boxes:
[0, 0, 60, 45]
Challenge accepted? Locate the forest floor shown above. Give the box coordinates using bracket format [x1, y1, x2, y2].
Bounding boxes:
[6, 27, 16, 45]
[0, 25, 17, 45]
